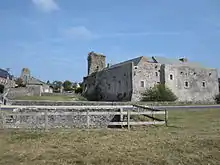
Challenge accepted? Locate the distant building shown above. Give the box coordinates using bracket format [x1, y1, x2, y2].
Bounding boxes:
[0, 68, 16, 91]
[20, 68, 53, 95]
[83, 52, 219, 103]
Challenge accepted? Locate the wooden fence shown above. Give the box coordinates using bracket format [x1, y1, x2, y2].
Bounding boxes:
[0, 105, 168, 130]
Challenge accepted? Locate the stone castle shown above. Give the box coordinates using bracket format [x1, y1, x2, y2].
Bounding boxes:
[83, 52, 219, 102]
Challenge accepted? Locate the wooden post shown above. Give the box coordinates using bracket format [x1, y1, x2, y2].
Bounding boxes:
[45, 110, 48, 131]
[127, 110, 130, 131]
[0, 111, 5, 129]
[165, 109, 168, 126]
[152, 111, 155, 124]
[120, 108, 123, 128]
[86, 110, 90, 129]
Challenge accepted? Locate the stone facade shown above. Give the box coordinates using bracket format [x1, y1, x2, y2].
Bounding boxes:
[83, 52, 219, 103]
[164, 64, 219, 102]
[84, 61, 133, 101]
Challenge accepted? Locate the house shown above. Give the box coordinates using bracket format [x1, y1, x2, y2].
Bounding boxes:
[83, 52, 219, 103]
[0, 68, 15, 92]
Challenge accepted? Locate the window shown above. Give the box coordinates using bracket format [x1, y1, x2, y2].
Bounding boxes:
[170, 74, 173, 80]
[184, 81, 189, 88]
[209, 73, 212, 76]
[202, 81, 206, 88]
[155, 72, 158, 77]
[140, 81, 145, 87]
[108, 84, 111, 89]
[134, 66, 138, 69]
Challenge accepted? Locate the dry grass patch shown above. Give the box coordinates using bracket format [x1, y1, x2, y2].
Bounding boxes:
[0, 109, 220, 165]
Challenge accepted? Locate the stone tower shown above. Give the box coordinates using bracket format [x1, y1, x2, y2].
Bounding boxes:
[87, 51, 106, 75]
[20, 68, 31, 84]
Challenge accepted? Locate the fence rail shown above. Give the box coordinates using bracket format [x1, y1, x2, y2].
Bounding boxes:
[0, 105, 167, 130]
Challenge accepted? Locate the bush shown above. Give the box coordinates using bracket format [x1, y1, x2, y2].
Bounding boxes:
[75, 87, 83, 94]
[214, 94, 220, 104]
[142, 84, 177, 102]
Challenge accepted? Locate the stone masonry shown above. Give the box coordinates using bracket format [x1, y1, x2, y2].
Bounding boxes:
[83, 52, 219, 103]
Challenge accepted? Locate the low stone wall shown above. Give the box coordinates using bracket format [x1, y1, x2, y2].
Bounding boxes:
[1, 108, 123, 129]
[9, 100, 217, 106]
[7, 88, 34, 99]
[41, 92, 75, 96]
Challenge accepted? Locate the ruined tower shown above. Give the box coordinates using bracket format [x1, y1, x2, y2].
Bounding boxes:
[87, 51, 106, 75]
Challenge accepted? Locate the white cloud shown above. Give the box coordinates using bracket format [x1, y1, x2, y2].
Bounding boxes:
[101, 31, 181, 38]
[32, 0, 59, 12]
[62, 26, 97, 41]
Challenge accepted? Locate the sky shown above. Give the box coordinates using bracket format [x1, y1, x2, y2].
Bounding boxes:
[0, 0, 220, 82]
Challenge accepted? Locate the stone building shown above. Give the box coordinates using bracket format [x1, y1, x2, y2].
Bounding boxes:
[20, 68, 53, 95]
[0, 68, 16, 93]
[83, 52, 219, 103]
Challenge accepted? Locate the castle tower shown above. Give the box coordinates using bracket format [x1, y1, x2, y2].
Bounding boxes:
[20, 68, 31, 84]
[87, 51, 106, 75]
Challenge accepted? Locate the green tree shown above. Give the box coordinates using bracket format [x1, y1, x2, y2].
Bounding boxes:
[142, 84, 177, 102]
[52, 81, 63, 92]
[62, 80, 72, 91]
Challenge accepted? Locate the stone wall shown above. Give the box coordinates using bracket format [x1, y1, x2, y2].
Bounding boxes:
[132, 59, 161, 101]
[84, 62, 133, 101]
[164, 64, 219, 102]
[10, 100, 131, 106]
[7, 86, 42, 99]
[7, 87, 33, 99]
[1, 108, 126, 129]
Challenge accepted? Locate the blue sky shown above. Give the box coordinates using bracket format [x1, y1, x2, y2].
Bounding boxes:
[0, 0, 220, 82]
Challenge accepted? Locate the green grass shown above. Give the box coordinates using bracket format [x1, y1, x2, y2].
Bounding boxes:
[14, 95, 87, 101]
[0, 109, 220, 165]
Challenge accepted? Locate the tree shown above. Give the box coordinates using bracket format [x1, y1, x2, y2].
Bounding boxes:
[52, 81, 63, 92]
[142, 84, 177, 102]
[62, 80, 72, 91]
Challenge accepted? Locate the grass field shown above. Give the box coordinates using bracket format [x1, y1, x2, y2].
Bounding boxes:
[0, 109, 220, 165]
[14, 95, 87, 101]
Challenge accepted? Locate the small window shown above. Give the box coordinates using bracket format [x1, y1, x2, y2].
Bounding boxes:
[170, 74, 173, 80]
[209, 73, 212, 76]
[134, 66, 138, 69]
[140, 81, 145, 87]
[108, 84, 111, 89]
[155, 72, 158, 77]
[184, 81, 189, 88]
[180, 72, 184, 75]
[202, 81, 206, 88]
[155, 65, 158, 69]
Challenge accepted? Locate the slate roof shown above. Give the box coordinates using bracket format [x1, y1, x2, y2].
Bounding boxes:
[0, 69, 12, 80]
[106, 55, 209, 71]
[152, 56, 205, 68]
[110, 56, 143, 68]
[27, 77, 48, 85]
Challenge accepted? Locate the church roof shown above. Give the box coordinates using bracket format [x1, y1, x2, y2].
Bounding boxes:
[27, 77, 48, 85]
